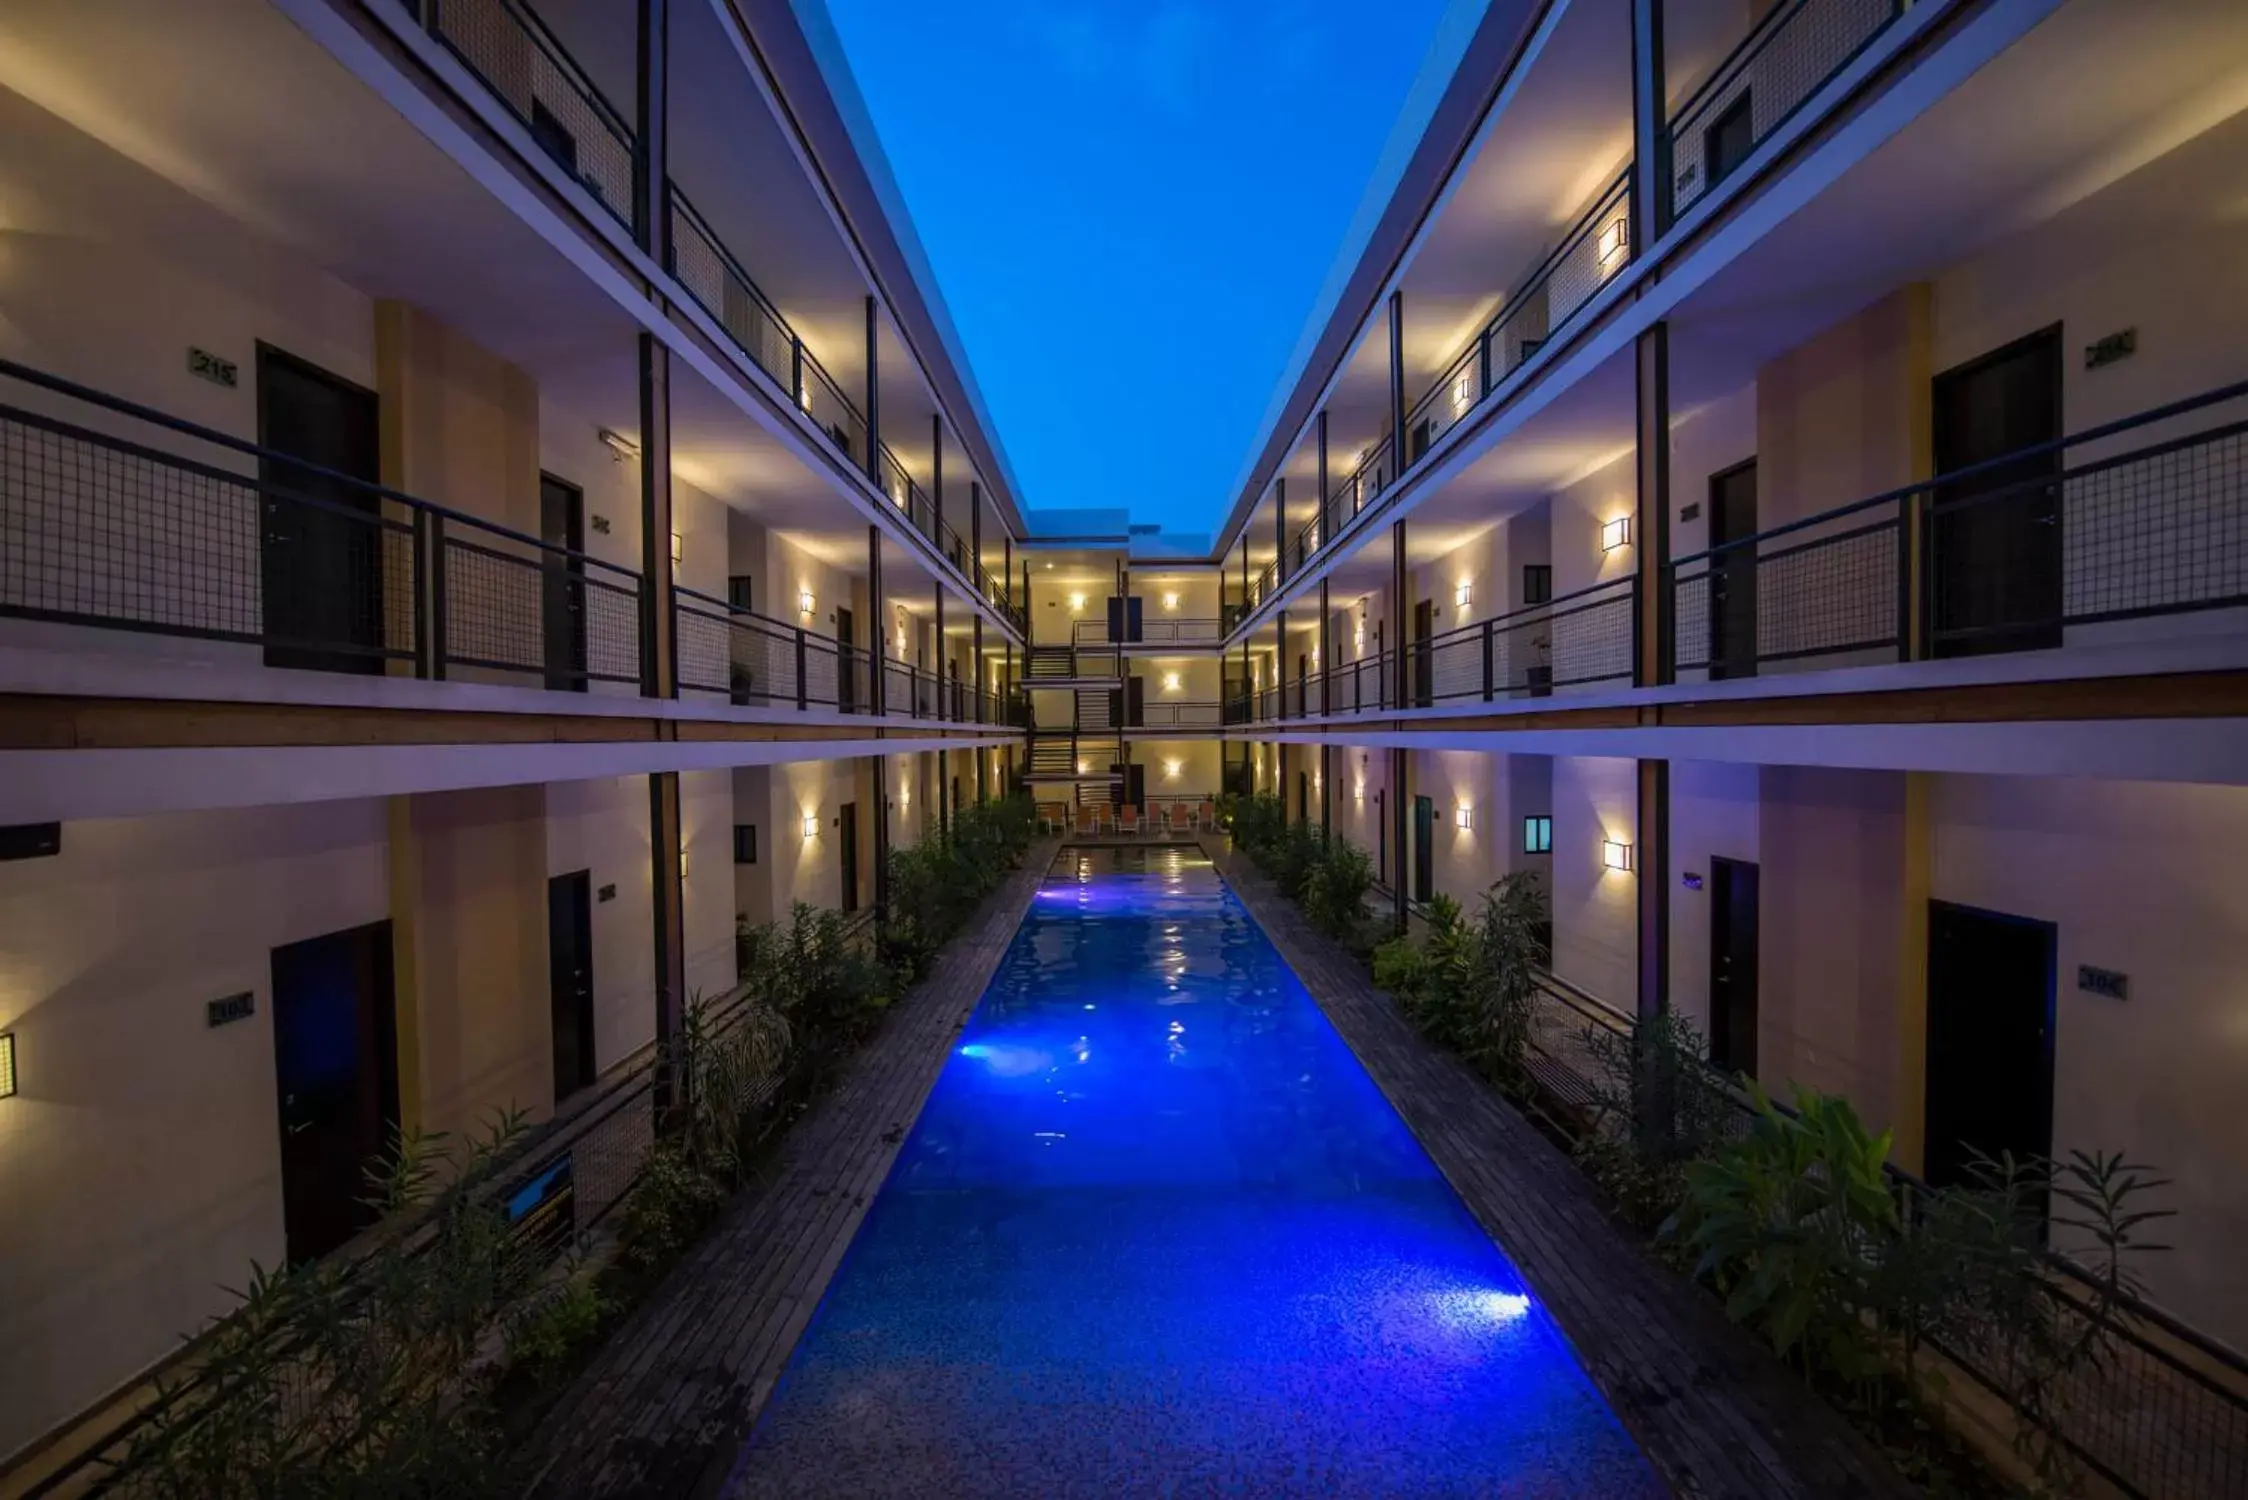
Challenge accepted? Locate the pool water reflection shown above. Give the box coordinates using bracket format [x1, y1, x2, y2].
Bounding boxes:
[730, 848, 1658, 1497]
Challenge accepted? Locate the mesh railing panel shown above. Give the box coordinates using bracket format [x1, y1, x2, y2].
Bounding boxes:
[2057, 423, 2248, 623]
[441, 535, 640, 683]
[800, 359, 868, 471]
[2, 407, 418, 664]
[1670, 0, 1899, 218]
[1546, 584, 1635, 688]
[428, 0, 634, 227]
[668, 195, 795, 387]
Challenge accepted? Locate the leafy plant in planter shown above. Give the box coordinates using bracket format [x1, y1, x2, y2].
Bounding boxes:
[1577, 1009, 1737, 1231]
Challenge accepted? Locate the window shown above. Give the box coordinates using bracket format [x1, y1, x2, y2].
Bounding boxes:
[1523, 815, 1552, 855]
[733, 824, 758, 865]
[728, 574, 754, 612]
[1522, 565, 1552, 606]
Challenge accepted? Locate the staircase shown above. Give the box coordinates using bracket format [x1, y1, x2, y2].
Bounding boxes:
[1025, 643, 1122, 684]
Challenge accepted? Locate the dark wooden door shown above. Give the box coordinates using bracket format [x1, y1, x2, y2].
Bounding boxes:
[1931, 326, 2063, 657]
[1125, 674, 1145, 727]
[1412, 600, 1435, 706]
[549, 870, 595, 1102]
[838, 802, 859, 912]
[1125, 762, 1146, 812]
[541, 475, 587, 691]
[259, 347, 383, 674]
[1413, 794, 1435, 903]
[271, 920, 397, 1263]
[1925, 901, 2057, 1189]
[1708, 459, 1759, 680]
[1708, 857, 1760, 1077]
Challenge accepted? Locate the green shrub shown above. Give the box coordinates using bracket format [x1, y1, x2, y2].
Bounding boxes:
[1301, 838, 1375, 942]
[883, 794, 1036, 975]
[1577, 1009, 1738, 1230]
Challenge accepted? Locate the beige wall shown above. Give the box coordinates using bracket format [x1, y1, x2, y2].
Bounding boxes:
[1927, 774, 2248, 1348]
[1137, 739, 1224, 805]
[0, 801, 389, 1459]
[546, 775, 656, 1074]
[1550, 755, 1638, 1006]
[765, 755, 871, 916]
[1666, 759, 1763, 1034]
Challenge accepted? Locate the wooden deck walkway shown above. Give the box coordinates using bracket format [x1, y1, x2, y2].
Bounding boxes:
[1202, 840, 1919, 1500]
[512, 842, 1061, 1500]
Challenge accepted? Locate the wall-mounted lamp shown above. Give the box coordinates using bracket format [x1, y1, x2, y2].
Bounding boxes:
[1596, 214, 1629, 269]
[597, 427, 640, 464]
[1603, 837, 1634, 873]
[1076, 758, 1089, 775]
[1455, 806, 1474, 831]
[1353, 782, 1366, 804]
[1451, 371, 1475, 416]
[670, 531, 683, 565]
[803, 814, 820, 840]
[1164, 759, 1183, 780]
[1068, 593, 1087, 613]
[0, 1031, 15, 1099]
[798, 588, 816, 618]
[680, 848, 691, 880]
[1454, 579, 1473, 611]
[1601, 516, 1632, 553]
[1353, 620, 1366, 651]
[1163, 672, 1182, 692]
[1163, 592, 1180, 611]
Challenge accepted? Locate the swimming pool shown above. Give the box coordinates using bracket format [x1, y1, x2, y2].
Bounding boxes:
[730, 847, 1658, 1497]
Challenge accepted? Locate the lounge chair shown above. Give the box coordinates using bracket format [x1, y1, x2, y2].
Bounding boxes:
[1075, 805, 1102, 839]
[1118, 805, 1142, 837]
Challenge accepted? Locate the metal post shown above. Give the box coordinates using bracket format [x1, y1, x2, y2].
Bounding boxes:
[1388, 290, 1407, 481]
[1482, 619, 1495, 701]
[1389, 519, 1406, 713]
[1315, 409, 1329, 556]
[1390, 746, 1408, 933]
[1276, 609, 1289, 720]
[970, 478, 983, 601]
[1636, 757, 1670, 1019]
[639, 334, 675, 698]
[932, 414, 944, 559]
[863, 296, 881, 486]
[1631, 0, 1670, 253]
[426, 511, 449, 681]
[795, 627, 808, 710]
[633, 0, 669, 262]
[868, 525, 886, 716]
[648, 770, 687, 1124]
[872, 753, 890, 937]
[1274, 478, 1286, 583]
[1635, 322, 1673, 687]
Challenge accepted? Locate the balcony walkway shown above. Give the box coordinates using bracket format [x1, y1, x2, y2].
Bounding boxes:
[511, 842, 1059, 1500]
[1200, 837, 1919, 1500]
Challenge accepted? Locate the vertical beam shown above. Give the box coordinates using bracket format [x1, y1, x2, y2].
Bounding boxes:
[639, 334, 676, 697]
[1634, 757, 1669, 1020]
[973, 613, 985, 722]
[1630, 0, 1670, 252]
[1901, 284, 1935, 661]
[1388, 519, 1407, 712]
[931, 413, 945, 561]
[632, 0, 669, 261]
[1276, 609, 1289, 720]
[1002, 528, 1011, 615]
[1273, 478, 1286, 583]
[870, 752, 890, 933]
[970, 478, 983, 605]
[649, 770, 688, 1120]
[1318, 577, 1333, 839]
[1387, 290, 1406, 480]
[863, 296, 881, 486]
[935, 581, 948, 833]
[868, 526, 886, 716]
[1634, 322, 1673, 688]
[1315, 409, 1329, 547]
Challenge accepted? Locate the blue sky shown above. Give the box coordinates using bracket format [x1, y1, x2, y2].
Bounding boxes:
[825, 0, 1453, 537]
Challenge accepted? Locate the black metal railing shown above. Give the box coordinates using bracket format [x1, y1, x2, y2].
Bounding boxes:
[1667, 0, 1905, 221]
[674, 588, 865, 710]
[422, 0, 636, 228]
[1248, 173, 1638, 626]
[1135, 701, 1223, 730]
[1669, 381, 2248, 677]
[669, 187, 801, 394]
[0, 359, 643, 687]
[1070, 617, 1225, 647]
[1505, 966, 2248, 1500]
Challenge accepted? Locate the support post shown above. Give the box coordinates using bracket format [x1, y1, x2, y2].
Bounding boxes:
[863, 295, 881, 487]
[872, 753, 891, 937]
[868, 525, 886, 716]
[932, 413, 944, 558]
[1635, 757, 1670, 1019]
[1388, 290, 1407, 481]
[1630, 0, 1671, 254]
[633, 0, 669, 262]
[639, 334, 676, 697]
[648, 770, 687, 1122]
[1276, 609, 1289, 720]
[1389, 519, 1407, 712]
[1635, 322, 1672, 687]
[1315, 409, 1329, 551]
[1274, 478, 1286, 582]
[1390, 746, 1409, 933]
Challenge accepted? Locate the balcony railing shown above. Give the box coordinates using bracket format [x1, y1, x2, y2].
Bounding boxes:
[1071, 617, 1225, 647]
[1669, 380, 2248, 678]
[0, 359, 644, 688]
[423, 0, 636, 228]
[1250, 173, 1638, 622]
[1134, 701, 1224, 730]
[1667, 0, 1905, 221]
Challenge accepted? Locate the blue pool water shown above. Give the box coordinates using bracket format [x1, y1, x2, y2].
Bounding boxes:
[730, 848, 1658, 1498]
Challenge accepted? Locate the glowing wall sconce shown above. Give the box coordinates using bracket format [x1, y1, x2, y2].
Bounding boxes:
[0, 1031, 15, 1099]
[1164, 759, 1183, 780]
[795, 379, 814, 414]
[670, 531, 683, 565]
[1068, 593, 1086, 613]
[1455, 806, 1474, 831]
[1603, 837, 1634, 873]
[798, 588, 816, 618]
[1163, 592, 1180, 611]
[1163, 672, 1182, 692]
[1454, 579, 1473, 611]
[802, 814, 820, 840]
[1353, 782, 1366, 804]
[1596, 214, 1629, 269]
[1601, 516, 1632, 553]
[679, 848, 691, 880]
[1353, 620, 1367, 650]
[1451, 371, 1475, 416]
[1076, 758, 1089, 775]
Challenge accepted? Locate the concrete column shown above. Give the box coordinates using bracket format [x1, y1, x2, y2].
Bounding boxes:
[640, 334, 676, 698]
[1635, 322, 1672, 688]
[633, 0, 669, 261]
[1635, 757, 1669, 1021]
[649, 771, 688, 1118]
[1630, 0, 1669, 251]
